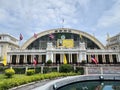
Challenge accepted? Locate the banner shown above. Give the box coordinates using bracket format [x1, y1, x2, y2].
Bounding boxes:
[63, 39, 74, 48]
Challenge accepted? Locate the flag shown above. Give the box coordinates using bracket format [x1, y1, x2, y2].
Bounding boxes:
[20, 33, 23, 40]
[33, 57, 37, 65]
[3, 55, 7, 66]
[49, 33, 54, 39]
[63, 54, 67, 64]
[91, 55, 98, 64]
[34, 33, 37, 38]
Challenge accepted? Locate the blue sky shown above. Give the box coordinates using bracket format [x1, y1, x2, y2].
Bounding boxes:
[0, 0, 120, 45]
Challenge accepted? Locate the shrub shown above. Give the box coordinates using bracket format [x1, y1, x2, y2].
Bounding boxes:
[59, 64, 73, 73]
[26, 69, 35, 76]
[5, 68, 15, 78]
[81, 60, 87, 64]
[75, 67, 84, 74]
[0, 72, 78, 90]
[13, 68, 26, 74]
[46, 59, 52, 65]
[43, 66, 52, 73]
[0, 67, 7, 74]
[35, 67, 41, 73]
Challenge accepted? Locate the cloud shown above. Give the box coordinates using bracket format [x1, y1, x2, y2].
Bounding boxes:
[96, 0, 120, 28]
[0, 0, 119, 45]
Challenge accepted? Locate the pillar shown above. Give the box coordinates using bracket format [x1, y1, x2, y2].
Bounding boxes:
[24, 55, 27, 64]
[53, 54, 56, 64]
[109, 54, 113, 63]
[10, 55, 12, 64]
[88, 54, 91, 63]
[38, 55, 42, 64]
[60, 54, 63, 64]
[31, 55, 33, 64]
[116, 54, 120, 63]
[70, 53, 72, 64]
[16, 55, 20, 64]
[69, 53, 70, 64]
[102, 54, 106, 64]
[95, 54, 98, 63]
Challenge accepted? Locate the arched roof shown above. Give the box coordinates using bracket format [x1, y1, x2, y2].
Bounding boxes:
[21, 28, 105, 49]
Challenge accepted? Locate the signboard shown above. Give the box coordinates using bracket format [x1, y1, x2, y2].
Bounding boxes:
[63, 39, 74, 48]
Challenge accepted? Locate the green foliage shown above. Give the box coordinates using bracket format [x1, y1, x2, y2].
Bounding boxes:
[59, 64, 74, 73]
[75, 67, 84, 74]
[0, 72, 78, 90]
[46, 59, 52, 65]
[5, 68, 15, 78]
[81, 60, 87, 64]
[13, 68, 26, 74]
[0, 67, 7, 73]
[43, 66, 52, 73]
[26, 69, 35, 76]
[35, 67, 41, 73]
[43, 66, 57, 73]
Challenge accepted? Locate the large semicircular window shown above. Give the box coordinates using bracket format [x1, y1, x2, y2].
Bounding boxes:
[27, 33, 100, 49]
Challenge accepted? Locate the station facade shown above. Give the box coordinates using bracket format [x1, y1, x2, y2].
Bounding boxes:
[6, 28, 120, 65]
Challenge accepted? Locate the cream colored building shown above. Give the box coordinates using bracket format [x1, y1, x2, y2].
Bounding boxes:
[106, 33, 120, 50]
[6, 28, 120, 65]
[0, 33, 19, 63]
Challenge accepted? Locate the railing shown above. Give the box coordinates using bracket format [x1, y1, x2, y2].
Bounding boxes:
[8, 48, 120, 54]
[87, 49, 120, 52]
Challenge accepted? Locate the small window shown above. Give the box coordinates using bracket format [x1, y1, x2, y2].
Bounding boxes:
[64, 30, 67, 32]
[59, 30, 62, 32]
[55, 30, 58, 33]
[68, 30, 71, 32]
[0, 36, 1, 40]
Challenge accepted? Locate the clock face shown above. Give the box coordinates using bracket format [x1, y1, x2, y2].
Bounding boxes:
[61, 35, 65, 40]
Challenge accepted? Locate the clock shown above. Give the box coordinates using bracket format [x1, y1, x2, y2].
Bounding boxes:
[61, 35, 65, 40]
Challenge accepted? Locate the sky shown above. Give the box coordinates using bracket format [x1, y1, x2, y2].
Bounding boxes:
[0, 0, 120, 45]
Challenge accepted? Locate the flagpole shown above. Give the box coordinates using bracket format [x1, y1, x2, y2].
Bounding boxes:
[19, 33, 23, 50]
[19, 40, 21, 50]
[62, 18, 64, 29]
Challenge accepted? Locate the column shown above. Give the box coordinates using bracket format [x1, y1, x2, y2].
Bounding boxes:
[60, 54, 63, 64]
[116, 54, 119, 63]
[88, 54, 91, 63]
[109, 54, 113, 63]
[16, 55, 20, 64]
[77, 53, 79, 63]
[24, 55, 27, 64]
[69, 53, 70, 64]
[53, 54, 56, 64]
[118, 53, 120, 62]
[38, 55, 42, 64]
[31, 55, 33, 64]
[102, 54, 106, 64]
[95, 54, 98, 63]
[70, 53, 72, 64]
[10, 55, 12, 64]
